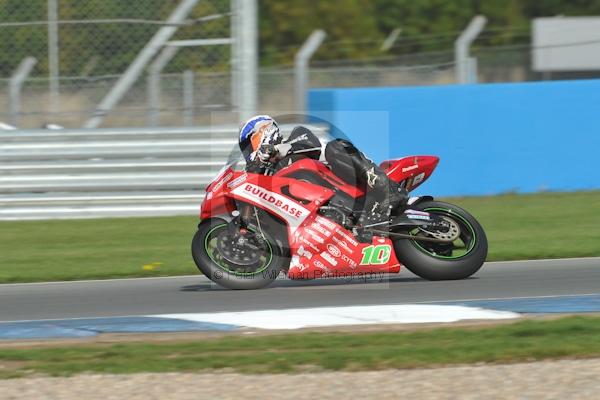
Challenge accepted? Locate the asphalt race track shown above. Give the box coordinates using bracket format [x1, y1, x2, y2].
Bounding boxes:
[1, 258, 600, 322]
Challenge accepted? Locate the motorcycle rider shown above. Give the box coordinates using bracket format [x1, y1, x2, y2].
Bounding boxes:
[238, 115, 409, 226]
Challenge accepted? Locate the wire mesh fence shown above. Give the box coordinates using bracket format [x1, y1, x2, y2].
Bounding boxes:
[2, 1, 600, 128]
[0, 0, 234, 128]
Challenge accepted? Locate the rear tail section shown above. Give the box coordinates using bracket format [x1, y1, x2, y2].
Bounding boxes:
[380, 156, 439, 191]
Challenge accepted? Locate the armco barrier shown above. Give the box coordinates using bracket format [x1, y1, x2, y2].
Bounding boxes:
[309, 79, 600, 196]
[0, 125, 329, 220]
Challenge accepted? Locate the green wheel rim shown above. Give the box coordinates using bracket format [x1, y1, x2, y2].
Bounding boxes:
[410, 207, 477, 260]
[204, 223, 273, 276]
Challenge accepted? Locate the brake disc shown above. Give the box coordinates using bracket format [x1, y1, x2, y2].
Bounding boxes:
[216, 231, 263, 266]
[419, 216, 461, 241]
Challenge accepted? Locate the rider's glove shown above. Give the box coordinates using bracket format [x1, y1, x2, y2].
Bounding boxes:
[257, 144, 278, 163]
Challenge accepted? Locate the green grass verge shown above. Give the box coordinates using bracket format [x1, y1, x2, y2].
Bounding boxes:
[0, 191, 599, 283]
[448, 191, 600, 261]
[1, 316, 599, 379]
[0, 215, 199, 283]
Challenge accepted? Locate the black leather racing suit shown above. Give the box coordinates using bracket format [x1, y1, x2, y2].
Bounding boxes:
[248, 126, 408, 226]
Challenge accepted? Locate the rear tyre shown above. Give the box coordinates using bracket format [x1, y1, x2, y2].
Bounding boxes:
[393, 201, 488, 280]
[191, 217, 282, 289]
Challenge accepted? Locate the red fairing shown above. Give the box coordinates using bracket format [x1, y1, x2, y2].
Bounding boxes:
[380, 155, 439, 191]
[200, 168, 239, 219]
[200, 157, 404, 280]
[288, 214, 400, 279]
[275, 158, 365, 198]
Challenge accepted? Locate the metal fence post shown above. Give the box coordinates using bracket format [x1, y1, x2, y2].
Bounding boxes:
[83, 0, 201, 128]
[147, 39, 232, 126]
[182, 69, 195, 126]
[294, 30, 326, 116]
[9, 57, 38, 127]
[467, 57, 478, 84]
[230, 1, 239, 113]
[47, 0, 60, 116]
[455, 15, 487, 84]
[380, 28, 401, 52]
[235, 0, 257, 122]
[147, 46, 179, 126]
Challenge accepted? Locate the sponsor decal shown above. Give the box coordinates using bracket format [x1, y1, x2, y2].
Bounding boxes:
[307, 231, 325, 244]
[327, 244, 341, 258]
[310, 222, 332, 237]
[210, 172, 233, 193]
[288, 133, 308, 144]
[402, 164, 419, 173]
[405, 209, 430, 216]
[331, 236, 354, 253]
[341, 254, 358, 268]
[301, 238, 321, 252]
[334, 228, 359, 247]
[315, 216, 337, 230]
[227, 173, 248, 189]
[412, 172, 426, 185]
[232, 184, 309, 231]
[299, 263, 311, 272]
[289, 256, 309, 272]
[405, 209, 431, 220]
[297, 245, 313, 260]
[320, 252, 338, 267]
[406, 214, 430, 220]
[241, 184, 304, 218]
[314, 259, 331, 273]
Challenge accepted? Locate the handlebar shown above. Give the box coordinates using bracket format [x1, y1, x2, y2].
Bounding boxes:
[248, 146, 323, 176]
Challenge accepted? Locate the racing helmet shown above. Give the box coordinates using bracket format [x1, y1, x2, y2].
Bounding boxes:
[238, 115, 282, 161]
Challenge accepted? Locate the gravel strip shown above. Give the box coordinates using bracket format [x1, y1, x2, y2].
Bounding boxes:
[2, 358, 600, 400]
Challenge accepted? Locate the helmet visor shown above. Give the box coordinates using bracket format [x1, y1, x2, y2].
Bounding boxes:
[250, 129, 265, 152]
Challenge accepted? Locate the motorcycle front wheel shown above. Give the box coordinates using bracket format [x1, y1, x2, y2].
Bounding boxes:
[393, 201, 488, 280]
[191, 217, 282, 289]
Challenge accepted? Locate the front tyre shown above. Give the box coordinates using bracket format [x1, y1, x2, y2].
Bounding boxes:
[393, 201, 488, 280]
[191, 218, 282, 289]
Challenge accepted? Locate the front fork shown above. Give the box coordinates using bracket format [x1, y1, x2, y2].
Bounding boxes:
[228, 204, 251, 235]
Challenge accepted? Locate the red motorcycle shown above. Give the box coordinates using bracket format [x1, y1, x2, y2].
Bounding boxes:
[192, 149, 487, 289]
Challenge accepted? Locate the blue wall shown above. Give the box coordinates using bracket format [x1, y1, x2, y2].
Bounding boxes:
[309, 80, 600, 196]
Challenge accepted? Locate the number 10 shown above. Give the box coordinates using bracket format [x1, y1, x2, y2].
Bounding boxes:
[360, 245, 391, 265]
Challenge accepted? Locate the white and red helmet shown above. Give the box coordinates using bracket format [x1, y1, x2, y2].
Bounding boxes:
[238, 115, 282, 161]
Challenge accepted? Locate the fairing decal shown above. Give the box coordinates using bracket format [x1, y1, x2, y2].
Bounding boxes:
[231, 182, 310, 232]
[288, 214, 401, 279]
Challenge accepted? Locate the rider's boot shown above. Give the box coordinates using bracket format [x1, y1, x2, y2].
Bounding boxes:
[358, 166, 409, 227]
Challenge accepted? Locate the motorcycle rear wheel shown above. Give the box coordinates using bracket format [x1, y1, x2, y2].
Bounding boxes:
[191, 217, 282, 289]
[393, 201, 488, 280]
